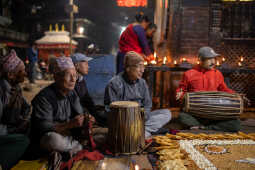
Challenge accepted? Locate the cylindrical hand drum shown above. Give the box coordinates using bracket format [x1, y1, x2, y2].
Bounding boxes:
[183, 91, 243, 120]
[107, 101, 145, 154]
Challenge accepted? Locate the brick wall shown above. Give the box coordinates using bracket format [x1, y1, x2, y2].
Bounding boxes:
[178, 7, 209, 62]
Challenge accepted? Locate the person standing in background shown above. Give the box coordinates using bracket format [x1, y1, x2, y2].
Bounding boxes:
[117, 12, 154, 74]
[146, 23, 157, 53]
[27, 43, 38, 84]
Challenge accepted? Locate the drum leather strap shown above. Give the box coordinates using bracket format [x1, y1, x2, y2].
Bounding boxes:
[88, 119, 96, 149]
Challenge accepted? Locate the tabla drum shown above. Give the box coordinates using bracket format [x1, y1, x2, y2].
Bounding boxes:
[107, 101, 145, 154]
[183, 91, 243, 120]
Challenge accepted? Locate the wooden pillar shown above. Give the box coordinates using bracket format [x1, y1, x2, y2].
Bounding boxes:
[154, 0, 169, 49]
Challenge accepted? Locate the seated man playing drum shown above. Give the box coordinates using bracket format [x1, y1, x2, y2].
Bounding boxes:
[176, 46, 241, 132]
[30, 57, 85, 155]
[104, 51, 171, 139]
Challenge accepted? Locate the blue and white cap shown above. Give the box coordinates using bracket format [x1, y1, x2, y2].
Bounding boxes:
[71, 53, 93, 64]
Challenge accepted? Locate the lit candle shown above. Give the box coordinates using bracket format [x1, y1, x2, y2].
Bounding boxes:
[144, 61, 148, 66]
[135, 164, 139, 170]
[101, 162, 106, 169]
[182, 57, 186, 62]
[174, 60, 177, 65]
[216, 60, 220, 66]
[222, 57, 225, 62]
[163, 56, 167, 65]
[197, 60, 200, 65]
[150, 60, 156, 65]
[238, 62, 242, 67]
[240, 56, 244, 62]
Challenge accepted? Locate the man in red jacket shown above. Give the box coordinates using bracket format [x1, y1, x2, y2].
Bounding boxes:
[176, 46, 240, 132]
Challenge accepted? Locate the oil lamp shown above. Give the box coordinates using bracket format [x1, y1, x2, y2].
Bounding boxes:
[240, 56, 244, 62]
[238, 61, 242, 67]
[216, 60, 220, 66]
[163, 56, 167, 65]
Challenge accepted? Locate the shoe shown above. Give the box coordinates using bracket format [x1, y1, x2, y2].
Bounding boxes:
[151, 128, 169, 135]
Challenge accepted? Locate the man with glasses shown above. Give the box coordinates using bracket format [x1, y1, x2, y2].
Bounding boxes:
[30, 57, 85, 155]
[105, 51, 171, 139]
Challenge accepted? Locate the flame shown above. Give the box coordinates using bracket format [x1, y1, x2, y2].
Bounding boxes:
[151, 60, 157, 65]
[154, 52, 157, 59]
[216, 60, 220, 66]
[101, 162, 106, 169]
[197, 60, 200, 65]
[174, 60, 177, 65]
[135, 165, 139, 170]
[238, 62, 242, 66]
[240, 56, 244, 62]
[222, 57, 225, 62]
[163, 56, 167, 64]
[144, 61, 148, 66]
[182, 57, 186, 62]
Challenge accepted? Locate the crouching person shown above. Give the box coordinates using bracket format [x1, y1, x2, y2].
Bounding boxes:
[30, 57, 85, 155]
[104, 51, 171, 139]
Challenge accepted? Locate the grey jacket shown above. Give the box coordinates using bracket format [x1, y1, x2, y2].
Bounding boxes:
[104, 72, 152, 117]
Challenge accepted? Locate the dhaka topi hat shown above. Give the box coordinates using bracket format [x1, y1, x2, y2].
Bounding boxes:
[53, 56, 75, 73]
[71, 53, 93, 64]
[1, 49, 23, 72]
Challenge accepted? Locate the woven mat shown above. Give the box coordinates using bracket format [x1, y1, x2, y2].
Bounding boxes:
[195, 144, 255, 170]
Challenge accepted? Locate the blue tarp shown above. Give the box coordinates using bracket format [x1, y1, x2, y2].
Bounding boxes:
[85, 54, 116, 106]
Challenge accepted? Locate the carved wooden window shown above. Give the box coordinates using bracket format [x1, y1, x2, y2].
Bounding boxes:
[210, 0, 255, 39]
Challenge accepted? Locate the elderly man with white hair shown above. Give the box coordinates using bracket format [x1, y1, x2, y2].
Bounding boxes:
[104, 51, 171, 139]
[30, 56, 85, 155]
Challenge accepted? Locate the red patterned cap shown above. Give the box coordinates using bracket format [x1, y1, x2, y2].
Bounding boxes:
[1, 50, 23, 72]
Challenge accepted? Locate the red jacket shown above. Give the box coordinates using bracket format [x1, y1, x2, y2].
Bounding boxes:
[119, 24, 143, 54]
[176, 65, 234, 99]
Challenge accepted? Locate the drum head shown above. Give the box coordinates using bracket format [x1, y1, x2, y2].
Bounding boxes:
[110, 101, 139, 108]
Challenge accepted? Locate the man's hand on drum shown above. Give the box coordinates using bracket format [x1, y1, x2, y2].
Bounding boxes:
[176, 89, 183, 101]
[239, 93, 251, 106]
